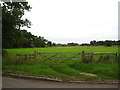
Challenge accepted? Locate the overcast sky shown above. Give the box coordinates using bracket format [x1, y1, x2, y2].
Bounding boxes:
[23, 0, 119, 44]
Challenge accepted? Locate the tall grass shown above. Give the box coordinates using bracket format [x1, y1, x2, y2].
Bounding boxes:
[68, 62, 118, 79]
[2, 53, 34, 65]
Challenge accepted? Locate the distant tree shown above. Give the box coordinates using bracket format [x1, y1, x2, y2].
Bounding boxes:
[52, 43, 56, 47]
[80, 43, 90, 46]
[90, 40, 96, 46]
[105, 40, 112, 47]
[97, 41, 104, 46]
[47, 41, 52, 47]
[56, 43, 67, 47]
[90, 40, 120, 46]
[67, 43, 79, 46]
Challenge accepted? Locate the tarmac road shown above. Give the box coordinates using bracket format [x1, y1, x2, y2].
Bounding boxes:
[2, 76, 118, 88]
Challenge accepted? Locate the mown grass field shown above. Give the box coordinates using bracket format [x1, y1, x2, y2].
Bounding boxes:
[3, 46, 119, 81]
[5, 46, 118, 54]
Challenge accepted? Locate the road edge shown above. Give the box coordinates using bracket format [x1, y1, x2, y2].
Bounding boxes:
[2, 72, 119, 84]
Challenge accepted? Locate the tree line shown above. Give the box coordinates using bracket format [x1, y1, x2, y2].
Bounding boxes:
[51, 40, 120, 47]
[89, 40, 120, 46]
[80, 40, 120, 46]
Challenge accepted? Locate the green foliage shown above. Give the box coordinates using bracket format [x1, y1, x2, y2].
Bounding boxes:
[90, 40, 120, 46]
[67, 43, 79, 46]
[2, 2, 48, 49]
[2, 2, 32, 48]
[47, 41, 52, 47]
[52, 43, 56, 47]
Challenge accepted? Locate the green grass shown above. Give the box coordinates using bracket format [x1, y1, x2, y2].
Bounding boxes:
[68, 63, 118, 79]
[2, 46, 119, 81]
[3, 61, 117, 80]
[3, 64, 69, 80]
[5, 46, 118, 54]
[45, 63, 80, 76]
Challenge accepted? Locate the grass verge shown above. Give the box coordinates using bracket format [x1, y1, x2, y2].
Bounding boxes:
[68, 62, 118, 80]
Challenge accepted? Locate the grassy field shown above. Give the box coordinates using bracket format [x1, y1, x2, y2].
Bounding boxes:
[5, 46, 118, 54]
[3, 46, 119, 81]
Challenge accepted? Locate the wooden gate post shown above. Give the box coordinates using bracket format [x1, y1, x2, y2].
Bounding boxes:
[16, 54, 19, 60]
[91, 52, 95, 63]
[25, 54, 29, 61]
[82, 51, 86, 63]
[115, 52, 118, 63]
[34, 51, 39, 61]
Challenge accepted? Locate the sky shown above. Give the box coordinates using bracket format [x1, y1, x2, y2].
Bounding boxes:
[22, 0, 119, 44]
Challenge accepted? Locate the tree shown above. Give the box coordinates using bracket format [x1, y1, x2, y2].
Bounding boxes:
[105, 40, 112, 47]
[47, 41, 52, 47]
[2, 1, 32, 48]
[20, 30, 33, 48]
[52, 43, 56, 47]
[90, 40, 96, 46]
[33, 36, 46, 47]
[90, 40, 119, 46]
[67, 43, 79, 46]
[80, 43, 90, 46]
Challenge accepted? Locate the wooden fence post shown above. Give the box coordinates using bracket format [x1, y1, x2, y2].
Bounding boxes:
[26, 54, 29, 61]
[34, 51, 39, 61]
[91, 52, 95, 63]
[115, 52, 118, 62]
[82, 51, 86, 63]
[16, 55, 18, 60]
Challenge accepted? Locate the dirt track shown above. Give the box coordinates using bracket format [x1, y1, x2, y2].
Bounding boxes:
[2, 76, 118, 88]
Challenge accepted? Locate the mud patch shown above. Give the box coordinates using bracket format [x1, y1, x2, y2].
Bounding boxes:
[80, 72, 97, 77]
